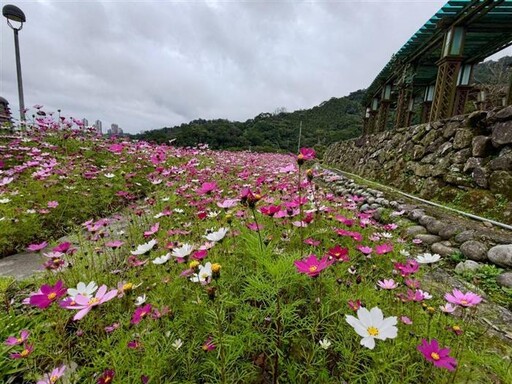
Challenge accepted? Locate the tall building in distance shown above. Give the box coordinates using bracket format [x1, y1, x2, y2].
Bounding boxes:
[111, 123, 119, 135]
[94, 120, 103, 135]
[81, 118, 89, 128]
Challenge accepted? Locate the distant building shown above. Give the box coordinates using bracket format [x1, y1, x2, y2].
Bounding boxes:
[111, 123, 119, 135]
[94, 120, 103, 134]
[0, 97, 12, 125]
[82, 118, 89, 128]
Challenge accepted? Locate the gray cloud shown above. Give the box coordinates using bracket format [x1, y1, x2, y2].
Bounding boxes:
[1, 0, 510, 134]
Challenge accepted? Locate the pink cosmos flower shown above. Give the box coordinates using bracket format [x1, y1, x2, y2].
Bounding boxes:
[417, 339, 457, 371]
[197, 181, 218, 195]
[10, 343, 33, 359]
[97, 369, 115, 384]
[327, 245, 349, 262]
[105, 323, 120, 333]
[217, 198, 239, 209]
[247, 222, 264, 231]
[64, 285, 118, 321]
[356, 245, 373, 255]
[143, 222, 160, 237]
[335, 229, 362, 242]
[439, 303, 457, 314]
[375, 243, 393, 255]
[47, 201, 59, 208]
[27, 241, 48, 252]
[444, 289, 482, 307]
[191, 249, 208, 260]
[131, 304, 152, 324]
[394, 260, 419, 277]
[37, 365, 66, 384]
[202, 336, 216, 352]
[294, 254, 333, 277]
[298, 147, 316, 161]
[105, 240, 124, 248]
[28, 280, 67, 309]
[5, 329, 30, 346]
[377, 279, 398, 290]
[400, 316, 413, 325]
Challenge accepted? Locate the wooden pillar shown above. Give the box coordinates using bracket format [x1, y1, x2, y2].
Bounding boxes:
[376, 84, 392, 132]
[453, 64, 474, 115]
[362, 107, 371, 136]
[430, 26, 466, 121]
[507, 67, 512, 106]
[395, 87, 411, 129]
[420, 85, 434, 123]
[406, 96, 415, 127]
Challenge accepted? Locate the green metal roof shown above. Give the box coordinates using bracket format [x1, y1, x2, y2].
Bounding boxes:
[363, 0, 512, 105]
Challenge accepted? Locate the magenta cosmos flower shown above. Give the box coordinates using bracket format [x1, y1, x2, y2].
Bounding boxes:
[10, 343, 33, 359]
[64, 285, 118, 320]
[298, 147, 316, 161]
[444, 289, 482, 307]
[37, 365, 66, 384]
[27, 241, 48, 252]
[294, 254, 333, 277]
[131, 304, 152, 324]
[28, 280, 67, 309]
[5, 329, 29, 346]
[417, 339, 457, 371]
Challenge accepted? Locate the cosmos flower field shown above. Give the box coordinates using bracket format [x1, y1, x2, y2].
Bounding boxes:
[1, 115, 511, 383]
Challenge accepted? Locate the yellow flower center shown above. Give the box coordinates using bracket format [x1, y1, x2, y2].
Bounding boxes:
[200, 272, 209, 279]
[298, 154, 304, 160]
[309, 265, 318, 273]
[189, 261, 200, 269]
[212, 263, 221, 273]
[460, 299, 468, 305]
[47, 292, 57, 300]
[367, 326, 379, 336]
[123, 283, 133, 291]
[453, 325, 461, 331]
[20, 349, 30, 357]
[17, 337, 23, 343]
[104, 378, 112, 384]
[431, 352, 440, 361]
[50, 375, 59, 383]
[88, 297, 100, 306]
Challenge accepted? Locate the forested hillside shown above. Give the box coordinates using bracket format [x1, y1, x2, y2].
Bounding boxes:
[133, 56, 511, 155]
[133, 90, 365, 155]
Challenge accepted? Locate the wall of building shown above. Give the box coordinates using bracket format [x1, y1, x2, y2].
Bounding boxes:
[323, 106, 512, 224]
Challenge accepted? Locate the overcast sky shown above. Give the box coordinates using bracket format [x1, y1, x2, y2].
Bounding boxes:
[1, 0, 511, 134]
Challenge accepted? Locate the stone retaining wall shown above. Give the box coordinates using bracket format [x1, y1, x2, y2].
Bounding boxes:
[319, 169, 512, 289]
[323, 106, 512, 224]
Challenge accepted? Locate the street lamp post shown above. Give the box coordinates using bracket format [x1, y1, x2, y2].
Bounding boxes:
[3, 4, 26, 123]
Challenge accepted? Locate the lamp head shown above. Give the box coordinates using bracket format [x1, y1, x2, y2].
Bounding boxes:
[3, 4, 26, 23]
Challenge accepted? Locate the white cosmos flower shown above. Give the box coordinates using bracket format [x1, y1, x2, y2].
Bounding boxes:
[319, 338, 332, 350]
[67, 281, 98, 299]
[416, 253, 441, 264]
[152, 253, 171, 265]
[161, 197, 170, 202]
[207, 210, 220, 218]
[104, 173, 115, 178]
[174, 208, 184, 214]
[190, 262, 212, 285]
[204, 228, 229, 242]
[171, 243, 194, 258]
[135, 294, 147, 306]
[400, 249, 411, 257]
[131, 239, 157, 255]
[172, 339, 183, 350]
[154, 212, 164, 219]
[0, 198, 11, 204]
[345, 307, 398, 350]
